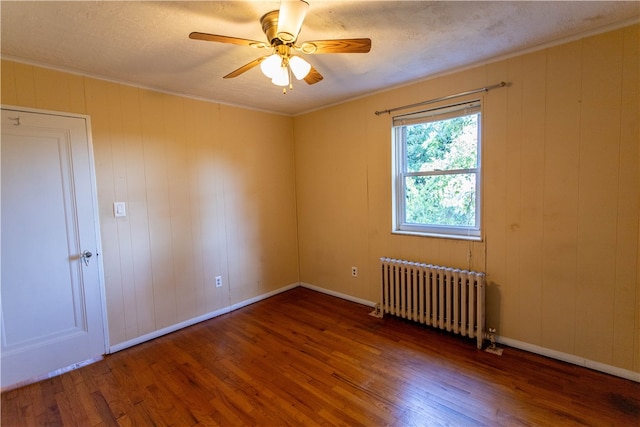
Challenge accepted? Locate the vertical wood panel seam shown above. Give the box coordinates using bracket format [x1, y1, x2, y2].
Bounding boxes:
[573, 39, 585, 355]
[218, 105, 233, 309]
[614, 28, 635, 367]
[612, 31, 624, 364]
[161, 94, 179, 324]
[635, 24, 640, 371]
[539, 51, 548, 343]
[612, 31, 624, 363]
[118, 85, 139, 339]
[195, 103, 210, 311]
[106, 82, 130, 340]
[185, 100, 204, 314]
[137, 88, 158, 331]
[506, 58, 522, 336]
[541, 47, 549, 348]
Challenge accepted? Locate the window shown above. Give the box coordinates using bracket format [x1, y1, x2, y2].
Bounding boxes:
[392, 100, 481, 239]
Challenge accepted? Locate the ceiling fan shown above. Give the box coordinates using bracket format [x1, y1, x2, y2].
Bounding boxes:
[189, 0, 371, 93]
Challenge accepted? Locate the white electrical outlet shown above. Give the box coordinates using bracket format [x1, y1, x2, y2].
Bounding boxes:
[215, 276, 222, 288]
[351, 267, 358, 277]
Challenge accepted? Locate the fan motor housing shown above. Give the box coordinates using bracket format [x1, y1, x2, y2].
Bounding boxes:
[260, 10, 282, 46]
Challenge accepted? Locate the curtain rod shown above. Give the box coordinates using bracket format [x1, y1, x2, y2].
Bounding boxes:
[374, 81, 508, 116]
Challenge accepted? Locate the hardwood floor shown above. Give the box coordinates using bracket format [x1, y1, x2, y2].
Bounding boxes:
[2, 286, 639, 426]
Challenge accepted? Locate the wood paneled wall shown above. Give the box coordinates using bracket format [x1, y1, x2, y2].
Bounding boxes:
[1, 60, 300, 346]
[293, 25, 640, 373]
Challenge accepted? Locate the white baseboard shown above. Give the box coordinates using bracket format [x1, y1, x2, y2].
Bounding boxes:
[299, 282, 377, 308]
[109, 282, 299, 353]
[496, 336, 640, 383]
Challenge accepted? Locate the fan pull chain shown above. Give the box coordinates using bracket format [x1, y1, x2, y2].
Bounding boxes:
[282, 64, 293, 94]
[288, 66, 293, 91]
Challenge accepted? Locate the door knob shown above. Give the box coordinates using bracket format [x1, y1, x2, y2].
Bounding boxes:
[82, 250, 92, 266]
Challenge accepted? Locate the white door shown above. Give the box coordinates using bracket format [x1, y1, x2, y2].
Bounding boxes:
[1, 107, 106, 389]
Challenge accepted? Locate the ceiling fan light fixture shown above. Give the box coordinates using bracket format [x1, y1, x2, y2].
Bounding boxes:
[189, 0, 372, 90]
[289, 55, 311, 80]
[260, 53, 282, 78]
[277, 0, 309, 43]
[271, 66, 290, 86]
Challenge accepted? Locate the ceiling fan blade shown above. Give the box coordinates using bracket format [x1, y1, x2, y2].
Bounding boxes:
[189, 32, 268, 49]
[299, 38, 372, 54]
[223, 56, 268, 79]
[277, 0, 309, 43]
[303, 66, 323, 85]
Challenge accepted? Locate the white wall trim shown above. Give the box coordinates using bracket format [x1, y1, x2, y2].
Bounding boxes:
[109, 282, 299, 353]
[496, 336, 640, 383]
[299, 282, 377, 308]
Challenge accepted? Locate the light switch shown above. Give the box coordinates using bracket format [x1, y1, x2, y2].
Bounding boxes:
[114, 202, 126, 218]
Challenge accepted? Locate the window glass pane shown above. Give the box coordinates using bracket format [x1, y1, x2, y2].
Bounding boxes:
[404, 173, 476, 227]
[405, 114, 478, 173]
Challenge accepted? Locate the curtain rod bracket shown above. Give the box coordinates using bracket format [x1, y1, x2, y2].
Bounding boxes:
[374, 81, 509, 116]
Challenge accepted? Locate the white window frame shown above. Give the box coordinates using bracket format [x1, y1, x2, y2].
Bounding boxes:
[392, 100, 482, 240]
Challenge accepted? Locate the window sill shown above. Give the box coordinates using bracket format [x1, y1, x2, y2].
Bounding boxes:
[391, 229, 483, 242]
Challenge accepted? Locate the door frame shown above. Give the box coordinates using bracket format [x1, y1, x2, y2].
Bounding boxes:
[1, 104, 110, 368]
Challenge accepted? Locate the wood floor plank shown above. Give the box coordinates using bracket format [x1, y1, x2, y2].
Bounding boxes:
[0, 390, 21, 426]
[2, 287, 639, 426]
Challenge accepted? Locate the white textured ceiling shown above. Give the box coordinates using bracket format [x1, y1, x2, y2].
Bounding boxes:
[2, 1, 639, 115]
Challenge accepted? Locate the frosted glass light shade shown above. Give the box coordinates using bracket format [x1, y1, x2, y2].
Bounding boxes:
[289, 56, 311, 80]
[277, 0, 309, 43]
[271, 66, 290, 86]
[260, 54, 282, 78]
